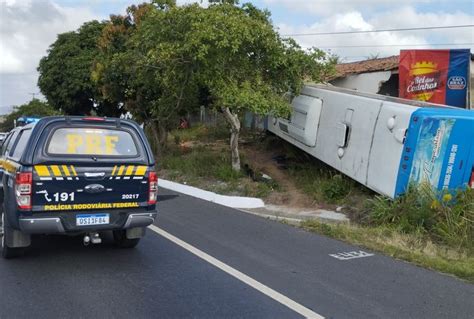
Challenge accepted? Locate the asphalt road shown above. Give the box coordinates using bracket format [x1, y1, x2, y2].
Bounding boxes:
[0, 188, 473, 318]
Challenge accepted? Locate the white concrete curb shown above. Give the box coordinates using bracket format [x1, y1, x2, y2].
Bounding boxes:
[158, 179, 265, 209]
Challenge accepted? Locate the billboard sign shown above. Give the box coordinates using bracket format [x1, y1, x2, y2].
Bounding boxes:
[399, 49, 470, 108]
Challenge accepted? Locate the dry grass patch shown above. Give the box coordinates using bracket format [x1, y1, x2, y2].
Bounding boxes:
[301, 220, 474, 282]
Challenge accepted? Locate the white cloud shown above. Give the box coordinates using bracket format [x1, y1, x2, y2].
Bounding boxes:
[0, 0, 100, 73]
[0, 0, 101, 108]
[1, 48, 23, 73]
[263, 0, 434, 17]
[275, 6, 473, 61]
[369, 6, 474, 45]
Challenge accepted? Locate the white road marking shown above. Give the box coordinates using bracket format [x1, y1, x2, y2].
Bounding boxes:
[329, 250, 374, 261]
[148, 225, 324, 319]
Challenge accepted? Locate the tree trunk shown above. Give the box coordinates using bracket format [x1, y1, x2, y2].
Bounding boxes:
[158, 125, 168, 149]
[148, 120, 163, 157]
[222, 107, 241, 171]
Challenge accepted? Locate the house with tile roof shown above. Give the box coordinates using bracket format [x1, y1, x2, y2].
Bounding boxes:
[329, 54, 473, 109]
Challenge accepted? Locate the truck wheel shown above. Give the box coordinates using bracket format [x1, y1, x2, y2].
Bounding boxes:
[113, 230, 140, 248]
[1, 212, 25, 259]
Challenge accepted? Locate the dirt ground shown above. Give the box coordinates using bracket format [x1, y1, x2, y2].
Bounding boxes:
[241, 143, 319, 208]
[160, 130, 355, 213]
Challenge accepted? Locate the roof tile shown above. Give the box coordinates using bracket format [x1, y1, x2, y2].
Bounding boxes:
[334, 55, 399, 79]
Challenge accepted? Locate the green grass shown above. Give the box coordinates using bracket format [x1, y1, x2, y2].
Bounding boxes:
[170, 124, 229, 145]
[301, 220, 474, 282]
[364, 186, 474, 252]
[161, 145, 243, 182]
[300, 186, 473, 281]
[260, 135, 373, 206]
[160, 132, 277, 198]
[287, 159, 372, 206]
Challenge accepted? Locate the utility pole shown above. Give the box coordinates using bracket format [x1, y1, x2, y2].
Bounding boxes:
[28, 92, 39, 100]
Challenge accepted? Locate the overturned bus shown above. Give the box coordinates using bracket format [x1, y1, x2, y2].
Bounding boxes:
[268, 85, 474, 198]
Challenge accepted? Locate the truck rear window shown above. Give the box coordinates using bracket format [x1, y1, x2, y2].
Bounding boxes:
[47, 128, 138, 156]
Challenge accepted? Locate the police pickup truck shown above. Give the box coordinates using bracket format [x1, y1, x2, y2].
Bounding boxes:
[0, 116, 158, 258]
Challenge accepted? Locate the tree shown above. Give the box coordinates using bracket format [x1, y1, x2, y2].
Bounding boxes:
[102, 0, 334, 170]
[93, 2, 200, 154]
[37, 21, 118, 116]
[94, 0, 335, 167]
[0, 99, 61, 131]
[148, 1, 335, 170]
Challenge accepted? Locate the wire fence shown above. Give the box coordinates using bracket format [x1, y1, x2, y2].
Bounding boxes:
[187, 106, 266, 130]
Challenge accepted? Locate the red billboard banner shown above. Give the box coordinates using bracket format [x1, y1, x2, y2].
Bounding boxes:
[399, 49, 470, 107]
[399, 50, 449, 104]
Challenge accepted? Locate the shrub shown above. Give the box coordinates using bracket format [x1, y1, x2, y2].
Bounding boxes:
[215, 165, 243, 182]
[321, 174, 353, 201]
[288, 160, 359, 204]
[366, 185, 473, 251]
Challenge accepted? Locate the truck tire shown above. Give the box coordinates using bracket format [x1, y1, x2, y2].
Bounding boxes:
[113, 230, 140, 248]
[1, 211, 25, 259]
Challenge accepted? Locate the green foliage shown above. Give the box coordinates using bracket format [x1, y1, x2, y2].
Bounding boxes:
[253, 181, 279, 198]
[39, 0, 335, 163]
[170, 125, 229, 143]
[215, 164, 244, 182]
[37, 21, 114, 115]
[161, 145, 243, 181]
[93, 0, 334, 160]
[288, 161, 359, 204]
[161, 125, 280, 197]
[170, 1, 335, 118]
[92, 2, 202, 153]
[320, 174, 354, 201]
[366, 186, 474, 251]
[160, 141, 278, 198]
[0, 99, 61, 131]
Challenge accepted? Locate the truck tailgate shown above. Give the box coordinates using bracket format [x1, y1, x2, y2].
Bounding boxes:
[32, 164, 150, 212]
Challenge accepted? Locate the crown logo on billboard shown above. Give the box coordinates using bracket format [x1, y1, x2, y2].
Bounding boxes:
[409, 61, 438, 76]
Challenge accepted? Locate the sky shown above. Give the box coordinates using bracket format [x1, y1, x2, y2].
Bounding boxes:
[0, 0, 473, 113]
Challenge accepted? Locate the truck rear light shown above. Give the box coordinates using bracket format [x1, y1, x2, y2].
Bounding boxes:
[148, 171, 158, 205]
[16, 172, 32, 210]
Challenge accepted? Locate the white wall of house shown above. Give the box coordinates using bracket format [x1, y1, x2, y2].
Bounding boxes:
[330, 71, 392, 94]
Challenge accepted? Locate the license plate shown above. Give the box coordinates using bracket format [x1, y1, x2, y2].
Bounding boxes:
[76, 214, 109, 226]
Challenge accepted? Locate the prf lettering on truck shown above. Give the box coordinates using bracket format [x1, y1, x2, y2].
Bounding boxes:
[66, 132, 119, 155]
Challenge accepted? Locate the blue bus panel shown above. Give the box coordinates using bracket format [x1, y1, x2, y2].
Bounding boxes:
[395, 107, 474, 196]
